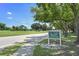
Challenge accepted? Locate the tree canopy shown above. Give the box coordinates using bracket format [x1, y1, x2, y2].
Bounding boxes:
[32, 3, 79, 42]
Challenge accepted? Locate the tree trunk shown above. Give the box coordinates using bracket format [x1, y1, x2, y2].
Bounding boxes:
[62, 21, 69, 37]
[63, 30, 68, 37]
[70, 4, 79, 44]
[74, 16, 79, 44]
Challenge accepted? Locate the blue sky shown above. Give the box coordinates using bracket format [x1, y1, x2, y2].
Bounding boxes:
[0, 3, 36, 28]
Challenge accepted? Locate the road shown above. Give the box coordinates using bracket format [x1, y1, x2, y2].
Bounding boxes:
[0, 33, 48, 49]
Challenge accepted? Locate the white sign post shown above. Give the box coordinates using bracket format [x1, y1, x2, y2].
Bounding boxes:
[48, 30, 61, 46]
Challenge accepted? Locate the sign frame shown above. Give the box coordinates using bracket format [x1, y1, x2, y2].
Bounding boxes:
[48, 30, 61, 46]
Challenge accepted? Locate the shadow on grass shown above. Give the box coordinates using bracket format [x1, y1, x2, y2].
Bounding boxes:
[33, 35, 79, 56]
[0, 43, 24, 56]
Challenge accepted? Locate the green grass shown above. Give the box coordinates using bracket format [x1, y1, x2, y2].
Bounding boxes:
[33, 45, 79, 56]
[33, 34, 79, 56]
[33, 45, 65, 56]
[0, 30, 47, 37]
[33, 45, 52, 56]
[39, 39, 48, 44]
[0, 43, 24, 56]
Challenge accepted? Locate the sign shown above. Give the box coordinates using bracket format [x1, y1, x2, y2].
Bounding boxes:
[48, 30, 61, 46]
[49, 31, 60, 39]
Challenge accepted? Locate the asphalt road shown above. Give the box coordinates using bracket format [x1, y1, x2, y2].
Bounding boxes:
[0, 33, 48, 49]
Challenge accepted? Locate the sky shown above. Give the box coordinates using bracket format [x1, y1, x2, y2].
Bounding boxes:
[0, 3, 36, 28]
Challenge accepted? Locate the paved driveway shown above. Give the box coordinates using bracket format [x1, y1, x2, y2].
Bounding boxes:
[0, 33, 48, 49]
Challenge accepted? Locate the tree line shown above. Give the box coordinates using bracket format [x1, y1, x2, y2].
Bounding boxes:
[0, 22, 28, 31]
[0, 22, 50, 31]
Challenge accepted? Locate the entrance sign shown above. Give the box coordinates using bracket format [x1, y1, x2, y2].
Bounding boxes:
[48, 30, 61, 46]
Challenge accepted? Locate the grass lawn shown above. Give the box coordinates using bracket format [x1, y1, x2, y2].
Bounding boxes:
[33, 45, 52, 56]
[33, 33, 79, 56]
[0, 30, 47, 37]
[0, 43, 24, 56]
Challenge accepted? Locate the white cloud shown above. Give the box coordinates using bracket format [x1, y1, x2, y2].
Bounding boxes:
[7, 11, 12, 15]
[7, 17, 13, 19]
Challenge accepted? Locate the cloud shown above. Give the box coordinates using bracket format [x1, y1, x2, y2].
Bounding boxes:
[7, 12, 12, 15]
[7, 17, 13, 19]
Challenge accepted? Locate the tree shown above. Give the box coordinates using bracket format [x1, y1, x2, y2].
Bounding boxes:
[5, 27, 11, 30]
[69, 4, 79, 43]
[18, 25, 27, 31]
[31, 3, 59, 23]
[32, 3, 74, 37]
[31, 23, 42, 30]
[11, 25, 27, 31]
[41, 24, 48, 31]
[12, 26, 17, 31]
[0, 22, 6, 30]
[32, 3, 79, 43]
